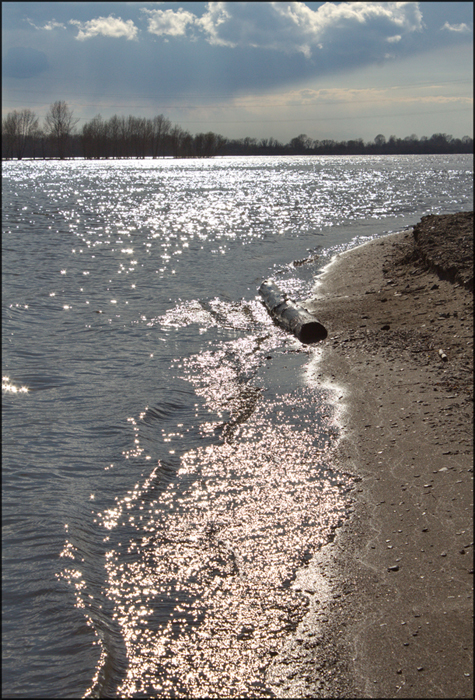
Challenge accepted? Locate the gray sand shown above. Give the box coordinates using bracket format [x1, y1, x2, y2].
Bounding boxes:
[266, 223, 473, 698]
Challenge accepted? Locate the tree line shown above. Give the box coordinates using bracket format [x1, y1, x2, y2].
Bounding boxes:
[2, 100, 473, 160]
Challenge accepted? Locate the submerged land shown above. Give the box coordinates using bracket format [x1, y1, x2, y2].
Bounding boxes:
[267, 211, 473, 698]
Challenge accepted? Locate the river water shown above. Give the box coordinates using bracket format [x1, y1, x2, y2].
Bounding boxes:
[2, 155, 472, 698]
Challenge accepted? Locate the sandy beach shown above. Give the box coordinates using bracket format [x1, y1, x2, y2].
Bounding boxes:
[267, 212, 473, 698]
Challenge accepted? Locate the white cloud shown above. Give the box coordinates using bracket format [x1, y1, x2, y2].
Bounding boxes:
[69, 15, 138, 41]
[269, 1, 424, 53]
[43, 20, 66, 31]
[196, 2, 234, 47]
[273, 0, 423, 37]
[141, 1, 424, 57]
[233, 84, 472, 114]
[142, 7, 197, 37]
[441, 22, 472, 34]
[27, 18, 66, 31]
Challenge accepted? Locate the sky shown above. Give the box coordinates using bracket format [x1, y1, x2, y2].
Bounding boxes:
[2, 1, 473, 143]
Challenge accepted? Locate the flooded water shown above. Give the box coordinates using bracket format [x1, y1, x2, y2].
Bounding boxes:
[2, 155, 472, 697]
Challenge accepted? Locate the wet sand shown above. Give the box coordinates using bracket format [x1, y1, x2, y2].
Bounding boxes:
[267, 214, 473, 698]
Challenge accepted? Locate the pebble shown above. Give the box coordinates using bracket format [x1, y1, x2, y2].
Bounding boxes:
[388, 565, 400, 571]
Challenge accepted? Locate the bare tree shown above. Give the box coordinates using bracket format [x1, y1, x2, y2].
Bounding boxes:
[242, 136, 258, 154]
[151, 114, 171, 158]
[2, 109, 39, 159]
[127, 115, 141, 157]
[2, 113, 17, 159]
[197, 131, 226, 157]
[135, 117, 153, 158]
[180, 131, 194, 158]
[44, 101, 79, 159]
[18, 109, 39, 159]
[81, 114, 108, 159]
[289, 134, 312, 154]
[169, 125, 185, 158]
[107, 115, 121, 158]
[194, 132, 206, 157]
[116, 116, 131, 158]
[30, 127, 47, 159]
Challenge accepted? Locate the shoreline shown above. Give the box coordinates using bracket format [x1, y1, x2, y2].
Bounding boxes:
[267, 214, 473, 697]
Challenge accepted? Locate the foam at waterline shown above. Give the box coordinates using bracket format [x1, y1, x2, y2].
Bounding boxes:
[303, 347, 348, 435]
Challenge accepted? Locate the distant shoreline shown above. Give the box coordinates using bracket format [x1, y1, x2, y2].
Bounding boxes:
[2, 149, 473, 162]
[3, 105, 472, 161]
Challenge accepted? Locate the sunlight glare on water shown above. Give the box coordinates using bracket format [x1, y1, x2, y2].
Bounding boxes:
[2, 375, 29, 394]
[2, 155, 473, 698]
[86, 389, 352, 698]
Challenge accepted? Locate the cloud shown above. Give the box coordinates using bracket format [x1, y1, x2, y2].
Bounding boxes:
[69, 15, 138, 41]
[43, 20, 67, 31]
[27, 19, 66, 31]
[233, 85, 472, 115]
[2, 46, 49, 79]
[441, 21, 472, 33]
[142, 1, 424, 58]
[196, 3, 238, 48]
[142, 7, 197, 37]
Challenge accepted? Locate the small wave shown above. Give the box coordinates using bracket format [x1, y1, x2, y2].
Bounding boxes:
[140, 400, 190, 424]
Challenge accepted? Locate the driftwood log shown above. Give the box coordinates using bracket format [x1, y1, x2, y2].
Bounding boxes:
[259, 279, 327, 344]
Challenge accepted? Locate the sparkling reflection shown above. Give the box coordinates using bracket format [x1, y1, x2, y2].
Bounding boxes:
[3, 156, 472, 699]
[85, 344, 354, 697]
[79, 288, 354, 697]
[2, 376, 29, 393]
